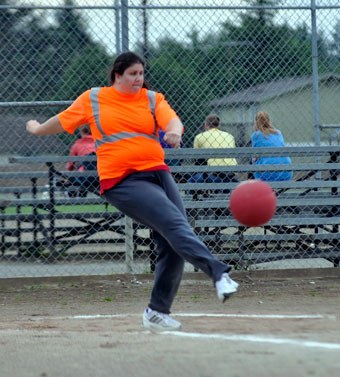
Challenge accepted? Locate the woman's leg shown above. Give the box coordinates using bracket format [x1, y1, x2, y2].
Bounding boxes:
[103, 171, 230, 313]
[148, 229, 184, 313]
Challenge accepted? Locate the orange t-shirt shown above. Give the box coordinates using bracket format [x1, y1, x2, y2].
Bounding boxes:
[58, 87, 179, 190]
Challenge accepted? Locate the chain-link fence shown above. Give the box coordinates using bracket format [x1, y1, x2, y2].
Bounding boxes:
[1, 0, 339, 277]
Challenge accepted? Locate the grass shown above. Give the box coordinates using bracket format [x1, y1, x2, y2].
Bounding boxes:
[5, 204, 118, 214]
[56, 204, 116, 213]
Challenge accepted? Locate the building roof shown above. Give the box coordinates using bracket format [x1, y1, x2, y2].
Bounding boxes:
[210, 73, 340, 107]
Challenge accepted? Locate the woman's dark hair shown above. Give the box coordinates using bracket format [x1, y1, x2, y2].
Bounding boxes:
[110, 51, 147, 87]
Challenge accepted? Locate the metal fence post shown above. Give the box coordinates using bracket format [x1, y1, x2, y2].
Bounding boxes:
[114, 0, 121, 54]
[311, 0, 321, 147]
[121, 0, 129, 52]
[124, 215, 134, 273]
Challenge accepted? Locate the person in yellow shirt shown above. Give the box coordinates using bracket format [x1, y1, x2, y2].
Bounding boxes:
[26, 51, 239, 332]
[190, 114, 238, 184]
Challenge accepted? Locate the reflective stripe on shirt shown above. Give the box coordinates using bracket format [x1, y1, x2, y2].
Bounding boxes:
[89, 87, 159, 149]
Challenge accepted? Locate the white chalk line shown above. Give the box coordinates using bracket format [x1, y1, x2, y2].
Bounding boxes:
[35, 313, 335, 321]
[4, 312, 340, 350]
[161, 331, 340, 350]
[2, 328, 340, 351]
[2, 327, 339, 351]
[175, 313, 334, 319]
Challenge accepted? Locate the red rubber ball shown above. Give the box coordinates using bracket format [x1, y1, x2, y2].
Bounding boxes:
[230, 180, 277, 227]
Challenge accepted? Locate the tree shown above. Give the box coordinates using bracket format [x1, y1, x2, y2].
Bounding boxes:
[143, 0, 335, 144]
[0, 0, 32, 101]
[147, 38, 213, 145]
[330, 20, 340, 71]
[190, 0, 333, 96]
[53, 44, 112, 100]
[53, 0, 93, 57]
[1, 0, 101, 102]
[244, 0, 276, 25]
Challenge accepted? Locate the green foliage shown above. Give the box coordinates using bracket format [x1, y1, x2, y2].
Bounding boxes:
[53, 45, 112, 100]
[206, 11, 315, 88]
[0, 0, 111, 102]
[1, 0, 338, 139]
[54, 0, 91, 49]
[4, 204, 115, 214]
[143, 0, 335, 143]
[148, 39, 214, 145]
[329, 20, 340, 72]
[0, 0, 33, 100]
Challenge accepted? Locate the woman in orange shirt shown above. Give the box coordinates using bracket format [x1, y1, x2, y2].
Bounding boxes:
[26, 51, 239, 331]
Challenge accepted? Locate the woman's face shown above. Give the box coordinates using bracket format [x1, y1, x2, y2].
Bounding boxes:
[114, 63, 144, 94]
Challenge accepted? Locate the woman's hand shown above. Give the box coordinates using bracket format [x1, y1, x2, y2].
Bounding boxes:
[26, 120, 42, 135]
[164, 131, 182, 148]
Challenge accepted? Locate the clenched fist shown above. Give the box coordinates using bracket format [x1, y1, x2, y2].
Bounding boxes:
[163, 131, 182, 148]
[26, 120, 41, 135]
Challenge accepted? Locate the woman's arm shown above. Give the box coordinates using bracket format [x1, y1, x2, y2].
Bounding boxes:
[163, 118, 184, 148]
[26, 115, 64, 136]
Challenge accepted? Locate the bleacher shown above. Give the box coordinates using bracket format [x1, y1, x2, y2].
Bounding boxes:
[0, 146, 339, 270]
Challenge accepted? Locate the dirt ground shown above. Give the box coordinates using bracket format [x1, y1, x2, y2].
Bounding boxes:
[1, 268, 340, 377]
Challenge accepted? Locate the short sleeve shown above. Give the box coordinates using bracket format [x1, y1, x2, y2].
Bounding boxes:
[154, 92, 179, 130]
[58, 91, 90, 134]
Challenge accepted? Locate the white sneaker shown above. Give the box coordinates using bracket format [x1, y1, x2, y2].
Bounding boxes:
[215, 273, 239, 303]
[142, 307, 182, 331]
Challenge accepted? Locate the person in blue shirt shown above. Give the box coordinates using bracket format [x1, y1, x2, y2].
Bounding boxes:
[251, 111, 293, 181]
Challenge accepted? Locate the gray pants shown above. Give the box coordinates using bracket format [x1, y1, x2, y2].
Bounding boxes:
[103, 170, 230, 314]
